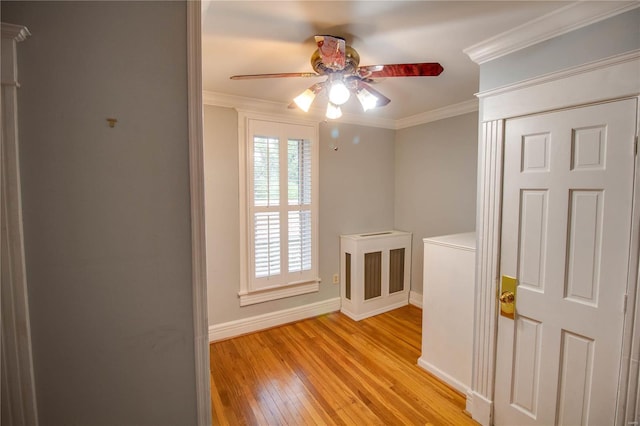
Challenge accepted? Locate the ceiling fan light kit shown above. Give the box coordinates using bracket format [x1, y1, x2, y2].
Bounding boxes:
[327, 78, 350, 105]
[325, 102, 343, 119]
[293, 88, 316, 112]
[230, 35, 443, 120]
[356, 86, 379, 111]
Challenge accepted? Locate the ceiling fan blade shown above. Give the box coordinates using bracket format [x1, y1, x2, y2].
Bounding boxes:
[356, 81, 391, 107]
[314, 35, 346, 70]
[230, 72, 320, 80]
[357, 62, 443, 79]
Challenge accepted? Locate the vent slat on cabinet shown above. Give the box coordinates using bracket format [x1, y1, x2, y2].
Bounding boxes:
[364, 252, 382, 300]
[389, 248, 405, 294]
[345, 252, 351, 300]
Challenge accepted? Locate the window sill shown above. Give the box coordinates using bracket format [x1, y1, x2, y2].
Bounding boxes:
[239, 279, 320, 306]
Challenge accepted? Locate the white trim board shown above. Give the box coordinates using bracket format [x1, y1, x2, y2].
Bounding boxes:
[417, 357, 469, 395]
[209, 297, 341, 342]
[186, 2, 211, 425]
[340, 300, 409, 322]
[409, 290, 423, 308]
[465, 391, 493, 426]
[464, 1, 640, 64]
[239, 281, 320, 307]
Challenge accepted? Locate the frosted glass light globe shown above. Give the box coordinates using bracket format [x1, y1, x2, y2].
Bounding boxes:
[328, 81, 350, 105]
[325, 102, 342, 119]
[293, 89, 315, 112]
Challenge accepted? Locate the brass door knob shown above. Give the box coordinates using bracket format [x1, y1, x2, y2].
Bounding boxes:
[499, 291, 515, 304]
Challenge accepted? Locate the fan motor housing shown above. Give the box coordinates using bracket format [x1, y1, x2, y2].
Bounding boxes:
[311, 45, 360, 75]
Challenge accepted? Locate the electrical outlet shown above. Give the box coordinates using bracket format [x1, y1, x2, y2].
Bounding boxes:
[332, 273, 339, 284]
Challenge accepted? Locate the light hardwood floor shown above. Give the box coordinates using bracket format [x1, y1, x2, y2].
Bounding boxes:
[210, 305, 478, 425]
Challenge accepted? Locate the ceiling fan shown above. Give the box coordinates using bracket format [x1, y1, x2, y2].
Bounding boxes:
[230, 35, 444, 119]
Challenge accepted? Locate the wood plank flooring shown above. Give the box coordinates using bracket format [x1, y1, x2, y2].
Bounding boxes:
[210, 305, 478, 425]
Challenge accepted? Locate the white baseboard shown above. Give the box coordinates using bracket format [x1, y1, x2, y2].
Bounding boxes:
[341, 299, 409, 321]
[417, 356, 469, 395]
[209, 297, 341, 342]
[409, 290, 422, 308]
[465, 390, 493, 426]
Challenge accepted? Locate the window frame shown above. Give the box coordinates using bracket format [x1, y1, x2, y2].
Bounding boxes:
[238, 111, 320, 306]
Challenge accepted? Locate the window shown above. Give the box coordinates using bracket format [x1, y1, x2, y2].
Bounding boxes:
[238, 112, 319, 306]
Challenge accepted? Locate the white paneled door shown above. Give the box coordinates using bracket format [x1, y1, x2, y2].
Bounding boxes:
[494, 99, 638, 425]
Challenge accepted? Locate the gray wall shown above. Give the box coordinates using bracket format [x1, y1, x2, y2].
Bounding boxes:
[2, 2, 197, 425]
[480, 8, 640, 91]
[204, 106, 242, 325]
[204, 106, 396, 324]
[394, 113, 479, 296]
[319, 120, 397, 303]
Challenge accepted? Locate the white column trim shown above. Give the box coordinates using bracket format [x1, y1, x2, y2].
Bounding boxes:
[1, 22, 38, 426]
[466, 391, 493, 426]
[467, 119, 503, 426]
[186, 3, 211, 426]
[621, 96, 640, 425]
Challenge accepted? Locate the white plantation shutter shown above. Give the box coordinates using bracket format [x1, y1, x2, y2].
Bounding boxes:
[254, 212, 280, 278]
[241, 115, 318, 303]
[252, 135, 281, 279]
[253, 136, 279, 207]
[288, 210, 312, 273]
[287, 138, 312, 273]
[288, 138, 312, 206]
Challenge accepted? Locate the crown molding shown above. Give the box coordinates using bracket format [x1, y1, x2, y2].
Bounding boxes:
[203, 90, 284, 112]
[203, 91, 476, 130]
[203, 91, 397, 129]
[395, 99, 478, 129]
[1, 23, 31, 42]
[476, 49, 640, 100]
[337, 111, 397, 130]
[477, 49, 640, 122]
[2, 23, 31, 87]
[464, 1, 640, 65]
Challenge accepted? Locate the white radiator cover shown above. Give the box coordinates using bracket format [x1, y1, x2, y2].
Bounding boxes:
[340, 230, 412, 321]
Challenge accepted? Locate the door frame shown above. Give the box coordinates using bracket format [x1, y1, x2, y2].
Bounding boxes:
[186, 1, 212, 425]
[466, 50, 640, 425]
[1, 23, 38, 426]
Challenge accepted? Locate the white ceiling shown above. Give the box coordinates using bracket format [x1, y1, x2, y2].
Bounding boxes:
[201, 1, 575, 123]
